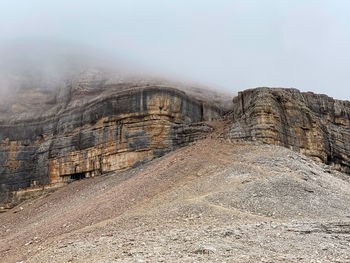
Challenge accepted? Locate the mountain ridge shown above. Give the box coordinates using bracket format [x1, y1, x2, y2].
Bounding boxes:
[2, 85, 350, 210]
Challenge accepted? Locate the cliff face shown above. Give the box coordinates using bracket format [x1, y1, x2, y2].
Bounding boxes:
[3, 84, 350, 209]
[0, 85, 222, 208]
[226, 87, 350, 173]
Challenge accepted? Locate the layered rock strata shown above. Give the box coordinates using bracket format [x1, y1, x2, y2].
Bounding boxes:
[226, 87, 350, 173]
[0, 86, 221, 208]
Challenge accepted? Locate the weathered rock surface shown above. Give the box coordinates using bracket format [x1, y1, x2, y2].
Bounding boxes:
[226, 87, 350, 173]
[3, 84, 350, 210]
[2, 133, 350, 263]
[0, 82, 224, 208]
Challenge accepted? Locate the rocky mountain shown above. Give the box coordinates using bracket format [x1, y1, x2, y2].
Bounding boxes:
[226, 87, 350, 173]
[0, 72, 231, 209]
[1, 81, 350, 262]
[1, 124, 350, 262]
[1, 80, 350, 211]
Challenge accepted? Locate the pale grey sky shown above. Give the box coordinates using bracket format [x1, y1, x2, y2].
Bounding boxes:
[1, 0, 350, 99]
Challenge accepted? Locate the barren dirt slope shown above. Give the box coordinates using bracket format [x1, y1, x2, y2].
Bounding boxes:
[2, 122, 350, 263]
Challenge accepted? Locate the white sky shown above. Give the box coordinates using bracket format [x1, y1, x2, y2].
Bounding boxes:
[1, 0, 350, 99]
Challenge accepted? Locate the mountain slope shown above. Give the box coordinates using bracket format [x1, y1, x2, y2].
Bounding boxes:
[1, 122, 350, 263]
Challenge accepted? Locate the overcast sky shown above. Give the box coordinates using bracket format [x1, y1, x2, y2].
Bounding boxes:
[1, 0, 350, 99]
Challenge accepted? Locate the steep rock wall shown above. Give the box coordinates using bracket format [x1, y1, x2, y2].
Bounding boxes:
[0, 86, 221, 208]
[226, 88, 350, 173]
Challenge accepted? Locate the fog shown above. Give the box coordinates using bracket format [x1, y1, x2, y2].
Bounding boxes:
[0, 40, 136, 97]
[1, 0, 350, 100]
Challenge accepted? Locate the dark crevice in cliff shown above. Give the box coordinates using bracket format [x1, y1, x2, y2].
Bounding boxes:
[274, 94, 290, 148]
[200, 104, 204, 122]
[70, 172, 86, 181]
[241, 93, 245, 116]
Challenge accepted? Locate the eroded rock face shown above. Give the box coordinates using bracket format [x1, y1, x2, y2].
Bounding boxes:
[226, 87, 350, 173]
[0, 85, 222, 208]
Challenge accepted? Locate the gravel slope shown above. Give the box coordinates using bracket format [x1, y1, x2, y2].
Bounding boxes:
[1, 123, 350, 262]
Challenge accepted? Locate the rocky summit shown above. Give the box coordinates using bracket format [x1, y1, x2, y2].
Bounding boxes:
[1, 81, 350, 262]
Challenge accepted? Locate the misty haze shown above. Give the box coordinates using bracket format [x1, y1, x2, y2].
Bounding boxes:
[0, 1, 350, 100]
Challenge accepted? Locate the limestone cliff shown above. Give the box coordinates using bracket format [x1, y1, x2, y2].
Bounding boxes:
[226, 87, 350, 173]
[3, 84, 350, 209]
[0, 83, 224, 208]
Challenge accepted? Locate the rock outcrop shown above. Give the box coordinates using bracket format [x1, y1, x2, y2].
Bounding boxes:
[0, 83, 224, 208]
[226, 87, 350, 173]
[3, 84, 350, 209]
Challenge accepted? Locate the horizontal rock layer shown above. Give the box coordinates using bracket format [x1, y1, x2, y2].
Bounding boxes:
[0, 86, 222, 207]
[226, 87, 350, 173]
